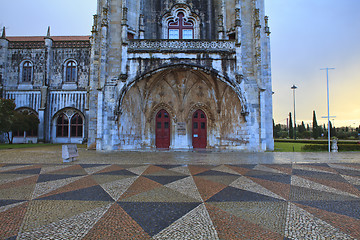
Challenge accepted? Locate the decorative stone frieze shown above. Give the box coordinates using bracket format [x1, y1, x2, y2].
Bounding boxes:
[128, 40, 235, 52]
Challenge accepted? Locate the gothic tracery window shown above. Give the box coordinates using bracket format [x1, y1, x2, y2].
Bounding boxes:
[56, 113, 69, 137]
[22, 61, 33, 82]
[70, 113, 83, 137]
[168, 12, 194, 39]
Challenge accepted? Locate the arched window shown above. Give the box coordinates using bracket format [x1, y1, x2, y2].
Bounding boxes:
[56, 113, 69, 137]
[22, 61, 33, 82]
[168, 12, 194, 39]
[70, 113, 83, 137]
[65, 60, 77, 82]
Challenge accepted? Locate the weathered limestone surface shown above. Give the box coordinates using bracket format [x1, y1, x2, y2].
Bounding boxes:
[89, 0, 274, 151]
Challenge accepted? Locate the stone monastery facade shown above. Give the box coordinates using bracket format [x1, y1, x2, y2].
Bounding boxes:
[0, 0, 274, 151]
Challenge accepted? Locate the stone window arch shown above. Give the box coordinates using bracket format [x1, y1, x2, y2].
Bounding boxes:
[55, 109, 84, 139]
[56, 113, 69, 137]
[70, 113, 83, 137]
[162, 5, 200, 39]
[20, 60, 33, 83]
[64, 59, 78, 82]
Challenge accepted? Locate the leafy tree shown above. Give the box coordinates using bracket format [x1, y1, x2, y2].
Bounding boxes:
[9, 110, 39, 143]
[0, 99, 39, 143]
[289, 112, 293, 139]
[0, 99, 16, 140]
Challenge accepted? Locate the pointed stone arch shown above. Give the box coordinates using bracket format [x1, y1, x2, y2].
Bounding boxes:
[148, 102, 176, 123]
[116, 63, 249, 118]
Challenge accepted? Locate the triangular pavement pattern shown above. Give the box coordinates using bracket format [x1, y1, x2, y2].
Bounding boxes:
[165, 176, 203, 202]
[18, 202, 112, 240]
[225, 165, 256, 176]
[245, 169, 292, 185]
[118, 185, 200, 203]
[35, 175, 99, 199]
[193, 176, 227, 201]
[210, 165, 242, 176]
[100, 176, 138, 201]
[295, 202, 360, 239]
[295, 200, 360, 220]
[207, 186, 285, 202]
[254, 164, 288, 174]
[168, 165, 192, 176]
[153, 203, 219, 239]
[285, 202, 354, 239]
[118, 176, 163, 200]
[293, 164, 338, 174]
[291, 175, 360, 199]
[0, 183, 37, 200]
[246, 176, 291, 200]
[81, 164, 111, 175]
[92, 164, 126, 175]
[32, 175, 84, 199]
[0, 175, 38, 190]
[0, 164, 32, 173]
[126, 165, 149, 176]
[262, 164, 293, 175]
[1, 165, 42, 175]
[188, 165, 215, 176]
[230, 176, 285, 201]
[342, 174, 360, 186]
[37, 185, 114, 201]
[46, 164, 87, 176]
[39, 164, 71, 174]
[0, 202, 28, 240]
[0, 173, 37, 185]
[205, 202, 284, 239]
[141, 165, 168, 175]
[290, 185, 360, 202]
[91, 173, 136, 185]
[83, 203, 151, 240]
[144, 175, 188, 185]
[20, 200, 111, 233]
[208, 201, 288, 235]
[0, 200, 27, 212]
[117, 202, 201, 237]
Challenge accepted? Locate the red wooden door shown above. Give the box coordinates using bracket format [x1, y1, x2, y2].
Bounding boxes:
[192, 110, 207, 149]
[156, 109, 171, 148]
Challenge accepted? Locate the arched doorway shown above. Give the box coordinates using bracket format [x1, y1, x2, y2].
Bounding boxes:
[192, 109, 207, 149]
[156, 109, 171, 148]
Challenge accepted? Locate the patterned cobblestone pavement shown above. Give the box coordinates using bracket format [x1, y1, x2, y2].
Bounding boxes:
[0, 161, 359, 239]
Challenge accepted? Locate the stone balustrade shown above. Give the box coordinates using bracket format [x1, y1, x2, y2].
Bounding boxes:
[128, 39, 236, 53]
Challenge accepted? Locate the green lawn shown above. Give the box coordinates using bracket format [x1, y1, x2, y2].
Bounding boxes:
[0, 143, 58, 150]
[274, 142, 309, 152]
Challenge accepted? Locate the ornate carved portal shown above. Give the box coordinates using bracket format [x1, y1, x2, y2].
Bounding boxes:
[118, 68, 246, 149]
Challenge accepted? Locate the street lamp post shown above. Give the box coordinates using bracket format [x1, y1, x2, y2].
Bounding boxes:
[320, 68, 335, 152]
[291, 85, 297, 140]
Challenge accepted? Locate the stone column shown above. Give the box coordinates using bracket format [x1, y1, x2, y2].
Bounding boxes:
[38, 86, 48, 142]
[0, 27, 8, 99]
[235, 1, 243, 76]
[43, 27, 53, 143]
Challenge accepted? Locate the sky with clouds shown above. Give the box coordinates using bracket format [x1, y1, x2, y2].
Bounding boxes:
[1, 0, 359, 127]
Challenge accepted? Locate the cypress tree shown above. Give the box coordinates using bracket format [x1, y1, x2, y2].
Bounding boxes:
[312, 111, 319, 139]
